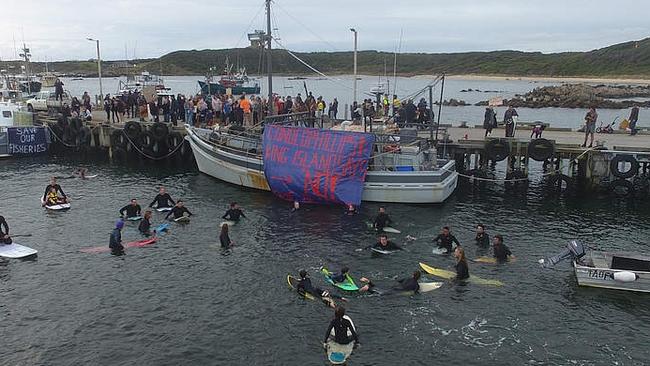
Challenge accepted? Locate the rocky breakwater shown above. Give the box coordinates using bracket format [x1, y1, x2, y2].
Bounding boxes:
[476, 84, 650, 109]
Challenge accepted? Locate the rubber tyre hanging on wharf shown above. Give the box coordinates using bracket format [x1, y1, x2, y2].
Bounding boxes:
[527, 138, 555, 161]
[150, 122, 169, 142]
[610, 179, 634, 197]
[548, 174, 572, 192]
[124, 121, 142, 140]
[110, 130, 127, 149]
[610, 155, 639, 179]
[140, 131, 155, 150]
[78, 127, 91, 146]
[485, 139, 510, 162]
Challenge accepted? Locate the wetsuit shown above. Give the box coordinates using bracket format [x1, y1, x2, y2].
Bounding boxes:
[324, 316, 358, 345]
[433, 233, 460, 254]
[373, 213, 392, 231]
[456, 260, 470, 280]
[220, 232, 232, 248]
[43, 184, 66, 202]
[165, 206, 192, 220]
[222, 208, 246, 221]
[475, 233, 490, 247]
[109, 228, 124, 255]
[149, 193, 175, 208]
[0, 215, 11, 244]
[119, 204, 142, 218]
[138, 218, 152, 235]
[329, 272, 348, 283]
[493, 244, 512, 262]
[372, 240, 403, 251]
[396, 277, 420, 293]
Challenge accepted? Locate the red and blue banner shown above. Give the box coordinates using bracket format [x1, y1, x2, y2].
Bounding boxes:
[263, 125, 375, 206]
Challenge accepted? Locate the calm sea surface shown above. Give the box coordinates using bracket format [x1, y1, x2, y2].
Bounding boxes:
[1, 156, 650, 365]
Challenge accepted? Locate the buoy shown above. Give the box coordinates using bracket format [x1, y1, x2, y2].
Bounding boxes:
[613, 271, 638, 282]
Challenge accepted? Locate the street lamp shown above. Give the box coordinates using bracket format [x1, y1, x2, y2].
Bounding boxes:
[350, 28, 358, 105]
[86, 38, 103, 100]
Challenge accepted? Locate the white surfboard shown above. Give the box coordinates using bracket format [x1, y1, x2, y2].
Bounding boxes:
[45, 203, 71, 210]
[125, 216, 143, 221]
[371, 247, 396, 255]
[418, 281, 443, 293]
[156, 207, 173, 212]
[0, 243, 38, 258]
[174, 216, 190, 223]
[432, 247, 449, 255]
[382, 227, 401, 234]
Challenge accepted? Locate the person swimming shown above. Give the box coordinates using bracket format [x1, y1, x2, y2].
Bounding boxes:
[492, 234, 513, 262]
[222, 202, 246, 221]
[371, 234, 403, 251]
[475, 224, 490, 247]
[165, 200, 193, 220]
[395, 270, 422, 293]
[149, 187, 175, 209]
[344, 203, 358, 216]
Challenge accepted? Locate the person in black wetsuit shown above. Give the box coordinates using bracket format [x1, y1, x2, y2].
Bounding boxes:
[492, 234, 513, 262]
[475, 224, 490, 248]
[149, 187, 175, 209]
[0, 215, 12, 244]
[373, 206, 392, 231]
[42, 177, 68, 204]
[454, 246, 470, 281]
[433, 226, 460, 254]
[119, 199, 142, 218]
[222, 202, 246, 222]
[395, 271, 421, 293]
[344, 204, 358, 216]
[109, 220, 125, 255]
[165, 200, 193, 220]
[138, 210, 153, 236]
[323, 306, 359, 349]
[291, 201, 300, 213]
[328, 267, 350, 283]
[220, 223, 233, 248]
[371, 234, 403, 252]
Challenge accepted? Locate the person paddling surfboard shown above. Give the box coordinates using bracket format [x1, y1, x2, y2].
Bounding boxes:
[0, 215, 12, 244]
[149, 187, 175, 210]
[119, 199, 142, 219]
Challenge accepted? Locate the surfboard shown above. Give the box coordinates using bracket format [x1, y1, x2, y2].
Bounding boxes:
[174, 216, 190, 223]
[473, 256, 516, 264]
[418, 281, 444, 293]
[220, 220, 236, 228]
[326, 315, 356, 365]
[321, 267, 360, 291]
[432, 247, 449, 255]
[84, 174, 98, 178]
[154, 223, 170, 233]
[371, 247, 397, 255]
[287, 274, 315, 300]
[40, 197, 70, 211]
[80, 238, 157, 253]
[0, 243, 38, 258]
[156, 207, 172, 212]
[419, 262, 504, 286]
[125, 216, 143, 221]
[382, 227, 401, 234]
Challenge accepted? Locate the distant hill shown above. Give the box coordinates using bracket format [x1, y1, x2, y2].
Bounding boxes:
[4, 37, 650, 78]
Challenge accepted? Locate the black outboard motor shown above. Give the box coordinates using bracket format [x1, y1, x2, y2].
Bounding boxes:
[540, 240, 586, 268]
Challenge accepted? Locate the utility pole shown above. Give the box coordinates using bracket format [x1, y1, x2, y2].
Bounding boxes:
[266, 0, 273, 115]
[87, 38, 103, 100]
[350, 28, 358, 105]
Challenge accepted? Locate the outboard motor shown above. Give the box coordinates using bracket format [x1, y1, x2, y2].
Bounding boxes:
[539, 240, 586, 268]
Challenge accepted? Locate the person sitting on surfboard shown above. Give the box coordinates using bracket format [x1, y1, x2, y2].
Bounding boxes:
[433, 226, 461, 254]
[492, 234, 513, 262]
[44, 187, 66, 206]
[373, 207, 392, 231]
[149, 187, 175, 209]
[109, 220, 125, 255]
[139, 210, 153, 236]
[0, 215, 12, 244]
[475, 224, 490, 248]
[371, 234, 403, 252]
[395, 271, 422, 293]
[42, 177, 68, 205]
[220, 223, 233, 248]
[222, 202, 246, 221]
[323, 306, 358, 349]
[120, 199, 142, 219]
[165, 200, 193, 220]
[454, 246, 470, 281]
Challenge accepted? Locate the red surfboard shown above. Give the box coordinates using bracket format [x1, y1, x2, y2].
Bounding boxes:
[80, 238, 157, 253]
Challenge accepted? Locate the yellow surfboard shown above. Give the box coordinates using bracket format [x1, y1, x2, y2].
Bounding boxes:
[473, 256, 517, 264]
[419, 262, 504, 287]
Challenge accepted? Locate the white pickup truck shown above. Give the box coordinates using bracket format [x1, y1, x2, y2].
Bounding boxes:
[26, 91, 72, 113]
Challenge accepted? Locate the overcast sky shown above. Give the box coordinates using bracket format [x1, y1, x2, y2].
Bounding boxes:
[2, 0, 649, 62]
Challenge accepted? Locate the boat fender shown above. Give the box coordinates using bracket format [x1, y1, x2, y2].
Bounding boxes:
[340, 121, 353, 130]
[124, 121, 142, 140]
[485, 139, 510, 162]
[78, 126, 91, 145]
[613, 271, 638, 282]
[609, 179, 634, 197]
[527, 138, 555, 161]
[110, 129, 127, 148]
[140, 131, 155, 150]
[168, 132, 183, 148]
[610, 155, 639, 179]
[150, 122, 169, 142]
[548, 174, 572, 192]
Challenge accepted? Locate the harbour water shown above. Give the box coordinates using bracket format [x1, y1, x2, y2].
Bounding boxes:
[2, 158, 650, 365]
[60, 75, 649, 130]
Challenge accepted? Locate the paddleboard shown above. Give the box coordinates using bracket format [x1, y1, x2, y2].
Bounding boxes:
[80, 238, 157, 253]
[220, 220, 236, 227]
[321, 267, 360, 291]
[125, 216, 143, 221]
[371, 247, 397, 255]
[419, 262, 504, 287]
[326, 315, 356, 365]
[432, 247, 449, 255]
[473, 256, 516, 264]
[287, 274, 315, 300]
[40, 197, 70, 211]
[0, 243, 38, 258]
[174, 216, 190, 223]
[382, 227, 401, 234]
[156, 207, 172, 212]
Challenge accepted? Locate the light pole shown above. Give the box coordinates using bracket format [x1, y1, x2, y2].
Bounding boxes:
[86, 38, 103, 100]
[350, 28, 358, 105]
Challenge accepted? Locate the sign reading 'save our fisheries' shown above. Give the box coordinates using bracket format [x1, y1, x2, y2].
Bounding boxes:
[7, 127, 48, 154]
[263, 125, 375, 206]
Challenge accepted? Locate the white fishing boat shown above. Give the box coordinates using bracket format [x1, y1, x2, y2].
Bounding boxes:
[542, 241, 650, 293]
[185, 113, 458, 204]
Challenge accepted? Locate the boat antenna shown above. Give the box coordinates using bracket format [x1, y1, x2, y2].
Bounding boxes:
[266, 0, 273, 114]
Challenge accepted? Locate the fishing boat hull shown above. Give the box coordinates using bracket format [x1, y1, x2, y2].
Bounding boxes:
[186, 126, 457, 204]
[573, 250, 650, 293]
[198, 81, 261, 96]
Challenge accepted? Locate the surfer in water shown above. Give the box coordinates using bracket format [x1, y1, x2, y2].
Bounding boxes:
[222, 202, 246, 222]
[475, 224, 490, 248]
[291, 201, 300, 213]
[492, 234, 513, 262]
[433, 226, 461, 254]
[138, 210, 153, 236]
[109, 220, 125, 255]
[220, 223, 233, 248]
[120, 199, 142, 219]
[42, 177, 68, 205]
[323, 306, 359, 349]
[394, 270, 422, 293]
[0, 215, 11, 244]
[297, 270, 345, 308]
[370, 234, 403, 252]
[149, 187, 175, 209]
[373, 206, 392, 231]
[165, 200, 193, 220]
[73, 168, 87, 179]
[454, 246, 470, 281]
[327, 267, 376, 293]
[344, 204, 358, 216]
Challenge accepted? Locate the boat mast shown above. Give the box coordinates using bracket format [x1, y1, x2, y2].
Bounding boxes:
[266, 0, 273, 114]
